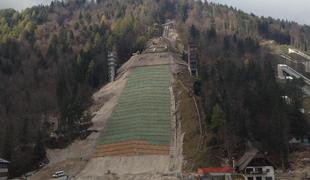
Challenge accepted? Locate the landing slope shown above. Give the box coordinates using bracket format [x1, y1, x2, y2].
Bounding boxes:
[98, 65, 171, 146]
[95, 65, 172, 157]
[76, 37, 183, 179]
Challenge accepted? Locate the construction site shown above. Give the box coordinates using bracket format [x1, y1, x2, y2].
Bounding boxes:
[29, 22, 197, 180]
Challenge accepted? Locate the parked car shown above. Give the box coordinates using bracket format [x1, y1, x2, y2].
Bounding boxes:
[52, 171, 66, 178]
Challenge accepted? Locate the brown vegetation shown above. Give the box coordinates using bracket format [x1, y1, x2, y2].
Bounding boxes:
[95, 140, 170, 157]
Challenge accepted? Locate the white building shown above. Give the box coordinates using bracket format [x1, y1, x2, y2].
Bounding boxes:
[289, 137, 310, 145]
[0, 158, 9, 180]
[236, 149, 275, 180]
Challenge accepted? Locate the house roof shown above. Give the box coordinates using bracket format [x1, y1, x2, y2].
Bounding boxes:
[236, 148, 259, 170]
[236, 148, 274, 171]
[0, 158, 9, 164]
[162, 21, 175, 26]
[197, 166, 233, 175]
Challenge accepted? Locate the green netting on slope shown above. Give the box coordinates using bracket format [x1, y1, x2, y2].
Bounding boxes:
[98, 65, 172, 145]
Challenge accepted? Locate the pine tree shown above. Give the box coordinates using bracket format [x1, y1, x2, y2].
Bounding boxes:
[94, 32, 102, 48]
[20, 118, 29, 144]
[87, 59, 96, 87]
[3, 126, 13, 161]
[210, 104, 226, 133]
[32, 131, 46, 164]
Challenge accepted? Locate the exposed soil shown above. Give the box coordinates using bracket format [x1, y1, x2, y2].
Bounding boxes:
[76, 155, 173, 179]
[276, 148, 310, 180]
[30, 68, 129, 180]
[173, 66, 204, 172]
[75, 38, 184, 179]
[31, 35, 185, 180]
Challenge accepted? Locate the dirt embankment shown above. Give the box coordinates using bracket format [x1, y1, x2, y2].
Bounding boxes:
[31, 37, 185, 180]
[30, 71, 129, 180]
[276, 149, 310, 180]
[172, 63, 209, 171]
[76, 155, 173, 179]
[76, 38, 185, 179]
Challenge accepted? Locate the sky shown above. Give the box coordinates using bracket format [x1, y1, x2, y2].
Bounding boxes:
[0, 0, 53, 11]
[0, 0, 309, 25]
[208, 0, 310, 25]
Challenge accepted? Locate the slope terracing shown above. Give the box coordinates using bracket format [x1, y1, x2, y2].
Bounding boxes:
[95, 64, 172, 157]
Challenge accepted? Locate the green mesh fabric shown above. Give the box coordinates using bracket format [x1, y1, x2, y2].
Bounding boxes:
[98, 65, 172, 145]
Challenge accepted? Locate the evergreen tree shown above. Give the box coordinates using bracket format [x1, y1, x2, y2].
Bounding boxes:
[32, 131, 46, 164]
[2, 126, 13, 161]
[20, 118, 29, 145]
[210, 104, 226, 133]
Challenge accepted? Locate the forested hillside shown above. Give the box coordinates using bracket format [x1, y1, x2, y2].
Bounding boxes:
[0, 0, 158, 176]
[176, 0, 310, 169]
[0, 0, 309, 177]
[188, 33, 308, 168]
[176, 0, 310, 51]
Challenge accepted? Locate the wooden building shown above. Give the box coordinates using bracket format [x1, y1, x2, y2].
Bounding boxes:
[235, 149, 275, 180]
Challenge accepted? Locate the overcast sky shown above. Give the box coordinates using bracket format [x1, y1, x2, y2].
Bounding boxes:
[0, 0, 309, 25]
[208, 0, 310, 25]
[0, 0, 53, 11]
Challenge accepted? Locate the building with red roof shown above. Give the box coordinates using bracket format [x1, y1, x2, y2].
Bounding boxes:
[198, 166, 233, 174]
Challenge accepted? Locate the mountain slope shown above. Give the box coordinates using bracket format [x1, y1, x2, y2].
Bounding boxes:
[0, 0, 309, 177]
